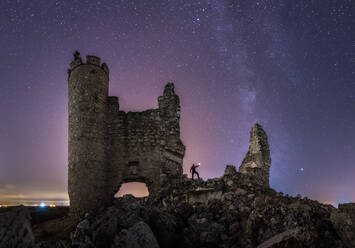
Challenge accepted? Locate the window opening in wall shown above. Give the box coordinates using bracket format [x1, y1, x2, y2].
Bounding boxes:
[128, 161, 139, 175]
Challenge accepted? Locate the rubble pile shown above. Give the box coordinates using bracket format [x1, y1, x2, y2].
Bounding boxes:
[56, 176, 352, 248]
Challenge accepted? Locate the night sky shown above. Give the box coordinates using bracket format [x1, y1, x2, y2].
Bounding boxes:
[0, 0, 354, 206]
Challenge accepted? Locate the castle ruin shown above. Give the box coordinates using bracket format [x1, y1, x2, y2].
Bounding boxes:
[68, 52, 271, 216]
[68, 53, 185, 216]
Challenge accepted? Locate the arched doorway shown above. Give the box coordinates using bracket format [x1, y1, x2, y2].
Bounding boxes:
[114, 182, 149, 198]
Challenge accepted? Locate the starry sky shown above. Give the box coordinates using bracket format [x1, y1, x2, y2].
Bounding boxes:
[0, 0, 354, 206]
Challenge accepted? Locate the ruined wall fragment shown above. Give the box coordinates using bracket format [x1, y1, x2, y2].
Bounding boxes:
[239, 123, 271, 187]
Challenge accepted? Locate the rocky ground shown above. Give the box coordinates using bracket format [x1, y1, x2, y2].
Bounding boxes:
[1, 167, 355, 248]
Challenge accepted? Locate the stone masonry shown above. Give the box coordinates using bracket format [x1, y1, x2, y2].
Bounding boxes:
[239, 123, 271, 187]
[68, 52, 185, 216]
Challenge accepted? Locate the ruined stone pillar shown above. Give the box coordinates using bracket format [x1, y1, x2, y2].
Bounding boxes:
[158, 83, 185, 185]
[158, 83, 181, 138]
[239, 123, 271, 187]
[68, 52, 109, 216]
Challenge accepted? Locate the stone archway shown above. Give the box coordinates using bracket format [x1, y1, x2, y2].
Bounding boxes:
[111, 175, 158, 201]
[114, 182, 149, 198]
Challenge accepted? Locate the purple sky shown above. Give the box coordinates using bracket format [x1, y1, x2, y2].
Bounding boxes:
[0, 0, 354, 206]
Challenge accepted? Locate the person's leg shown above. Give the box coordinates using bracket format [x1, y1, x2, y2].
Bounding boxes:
[192, 172, 195, 180]
[196, 171, 200, 179]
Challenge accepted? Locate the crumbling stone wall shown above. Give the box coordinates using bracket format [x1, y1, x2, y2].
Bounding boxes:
[68, 53, 185, 216]
[105, 96, 185, 198]
[239, 123, 271, 187]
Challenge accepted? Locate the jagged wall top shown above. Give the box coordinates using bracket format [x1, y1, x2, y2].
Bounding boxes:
[158, 82, 180, 116]
[68, 51, 109, 75]
[162, 82, 175, 96]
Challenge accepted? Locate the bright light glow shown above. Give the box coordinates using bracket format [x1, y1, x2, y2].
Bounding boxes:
[49, 204, 56, 207]
[198, 162, 201, 165]
[0, 205, 8, 208]
[39, 202, 46, 208]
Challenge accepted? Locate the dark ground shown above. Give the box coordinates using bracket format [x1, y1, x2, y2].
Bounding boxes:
[0, 206, 74, 243]
[0, 206, 69, 225]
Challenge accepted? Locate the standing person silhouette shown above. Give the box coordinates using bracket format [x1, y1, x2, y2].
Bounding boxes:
[190, 163, 200, 180]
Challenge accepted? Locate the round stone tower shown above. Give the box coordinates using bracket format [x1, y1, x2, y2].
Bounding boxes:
[68, 52, 109, 216]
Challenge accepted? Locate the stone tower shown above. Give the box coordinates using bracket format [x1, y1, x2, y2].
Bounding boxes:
[68, 52, 185, 216]
[239, 123, 271, 187]
[68, 52, 110, 216]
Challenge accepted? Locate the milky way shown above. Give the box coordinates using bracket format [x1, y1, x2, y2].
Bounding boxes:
[0, 0, 354, 205]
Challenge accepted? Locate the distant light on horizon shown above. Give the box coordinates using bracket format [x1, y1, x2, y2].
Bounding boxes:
[0, 199, 69, 207]
[39, 202, 46, 208]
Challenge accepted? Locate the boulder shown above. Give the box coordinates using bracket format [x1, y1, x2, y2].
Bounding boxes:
[113, 221, 159, 248]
